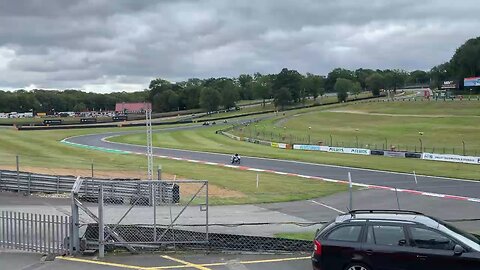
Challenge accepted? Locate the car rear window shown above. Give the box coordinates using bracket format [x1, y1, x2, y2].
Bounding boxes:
[326, 225, 363, 242]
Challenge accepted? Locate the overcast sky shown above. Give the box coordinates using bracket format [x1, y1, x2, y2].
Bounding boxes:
[0, 0, 479, 93]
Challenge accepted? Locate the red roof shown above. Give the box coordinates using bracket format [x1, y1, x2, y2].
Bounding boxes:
[115, 102, 152, 113]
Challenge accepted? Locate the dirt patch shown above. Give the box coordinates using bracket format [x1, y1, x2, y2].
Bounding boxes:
[0, 165, 245, 198]
[177, 182, 245, 198]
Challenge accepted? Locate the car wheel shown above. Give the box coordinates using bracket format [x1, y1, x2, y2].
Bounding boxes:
[345, 263, 370, 270]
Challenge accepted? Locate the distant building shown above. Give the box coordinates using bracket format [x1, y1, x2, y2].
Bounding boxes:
[115, 102, 152, 114]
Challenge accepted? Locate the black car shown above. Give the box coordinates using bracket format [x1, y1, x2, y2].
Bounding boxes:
[312, 210, 480, 270]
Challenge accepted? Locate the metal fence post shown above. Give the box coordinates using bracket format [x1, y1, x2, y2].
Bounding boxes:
[16, 156, 20, 193]
[157, 165, 162, 180]
[98, 184, 105, 258]
[70, 196, 79, 254]
[206, 182, 209, 244]
[27, 173, 31, 194]
[153, 185, 157, 242]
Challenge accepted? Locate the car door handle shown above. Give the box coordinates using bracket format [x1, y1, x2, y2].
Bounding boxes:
[365, 250, 373, 256]
[417, 255, 427, 260]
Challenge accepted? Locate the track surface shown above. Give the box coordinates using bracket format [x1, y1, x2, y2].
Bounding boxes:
[65, 124, 480, 200]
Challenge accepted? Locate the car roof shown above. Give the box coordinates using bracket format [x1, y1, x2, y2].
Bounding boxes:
[335, 212, 440, 228]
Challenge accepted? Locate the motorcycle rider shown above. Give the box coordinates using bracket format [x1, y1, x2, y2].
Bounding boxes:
[231, 153, 241, 164]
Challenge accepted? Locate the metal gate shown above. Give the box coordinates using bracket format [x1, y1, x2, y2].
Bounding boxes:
[0, 211, 70, 255]
[70, 178, 208, 257]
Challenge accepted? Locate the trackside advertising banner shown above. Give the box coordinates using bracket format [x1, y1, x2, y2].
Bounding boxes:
[293, 145, 330, 151]
[422, 153, 480, 165]
[293, 145, 371, 155]
[464, 76, 480, 87]
[328, 147, 371, 155]
[271, 142, 288, 149]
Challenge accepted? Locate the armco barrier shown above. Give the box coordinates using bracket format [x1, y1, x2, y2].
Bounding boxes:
[422, 153, 480, 165]
[370, 150, 384, 156]
[383, 151, 406, 158]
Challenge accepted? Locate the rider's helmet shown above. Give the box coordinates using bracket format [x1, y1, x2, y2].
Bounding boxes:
[235, 153, 239, 157]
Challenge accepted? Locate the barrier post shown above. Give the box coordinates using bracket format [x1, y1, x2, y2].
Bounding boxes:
[98, 184, 104, 258]
[348, 172, 353, 210]
[157, 165, 162, 180]
[395, 188, 401, 210]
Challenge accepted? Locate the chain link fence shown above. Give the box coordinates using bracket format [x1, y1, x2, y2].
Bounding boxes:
[231, 123, 479, 157]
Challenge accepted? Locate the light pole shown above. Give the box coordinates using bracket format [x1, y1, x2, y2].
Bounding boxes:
[355, 129, 359, 148]
[330, 134, 333, 146]
[308, 126, 312, 144]
[419, 132, 424, 152]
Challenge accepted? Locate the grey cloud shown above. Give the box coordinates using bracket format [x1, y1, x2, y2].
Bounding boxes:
[0, 0, 479, 91]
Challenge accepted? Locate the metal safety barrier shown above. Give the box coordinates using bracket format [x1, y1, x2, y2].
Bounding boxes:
[0, 170, 177, 201]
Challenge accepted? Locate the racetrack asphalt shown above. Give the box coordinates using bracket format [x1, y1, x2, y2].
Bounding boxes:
[65, 124, 480, 200]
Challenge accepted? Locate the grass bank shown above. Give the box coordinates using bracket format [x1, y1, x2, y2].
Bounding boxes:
[0, 126, 346, 204]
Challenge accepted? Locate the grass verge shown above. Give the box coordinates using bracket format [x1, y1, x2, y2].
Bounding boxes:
[275, 231, 316, 241]
[0, 126, 347, 205]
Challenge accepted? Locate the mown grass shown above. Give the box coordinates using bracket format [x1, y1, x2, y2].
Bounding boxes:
[0, 126, 347, 205]
[196, 92, 374, 121]
[275, 231, 316, 241]
[234, 100, 480, 156]
[111, 102, 480, 180]
[341, 100, 480, 116]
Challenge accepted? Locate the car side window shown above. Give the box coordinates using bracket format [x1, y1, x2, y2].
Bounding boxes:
[326, 225, 363, 242]
[410, 227, 456, 251]
[367, 225, 407, 246]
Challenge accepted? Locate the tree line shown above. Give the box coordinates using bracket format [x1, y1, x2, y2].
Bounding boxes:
[1, 36, 478, 113]
[0, 89, 148, 113]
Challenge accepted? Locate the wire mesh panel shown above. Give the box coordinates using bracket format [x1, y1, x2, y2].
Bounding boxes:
[74, 180, 208, 253]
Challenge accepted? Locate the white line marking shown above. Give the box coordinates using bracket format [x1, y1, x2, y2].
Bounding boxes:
[310, 200, 345, 214]
[62, 137, 480, 204]
[102, 137, 479, 184]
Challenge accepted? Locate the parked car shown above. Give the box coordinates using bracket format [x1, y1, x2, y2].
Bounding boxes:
[312, 210, 480, 270]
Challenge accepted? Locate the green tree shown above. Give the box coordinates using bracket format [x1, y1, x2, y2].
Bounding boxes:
[252, 74, 272, 107]
[449, 36, 480, 79]
[273, 87, 292, 110]
[351, 81, 362, 98]
[334, 78, 352, 102]
[238, 74, 254, 100]
[199, 87, 221, 112]
[302, 73, 325, 101]
[326, 68, 356, 92]
[355, 68, 375, 90]
[73, 102, 87, 112]
[383, 69, 408, 91]
[273, 68, 303, 102]
[366, 73, 385, 96]
[407, 70, 429, 85]
[430, 62, 452, 89]
[181, 85, 202, 109]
